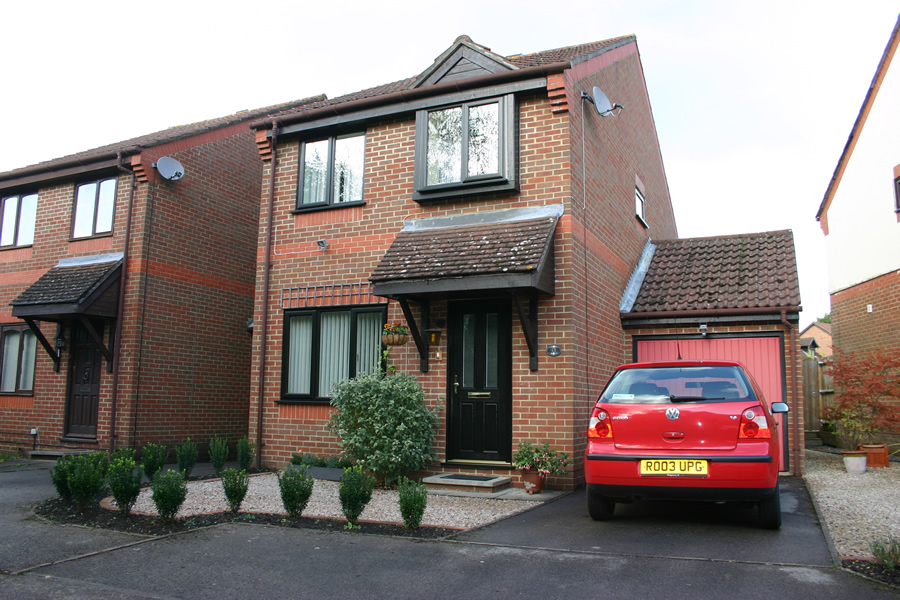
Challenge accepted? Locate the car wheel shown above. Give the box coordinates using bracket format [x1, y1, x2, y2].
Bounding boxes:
[757, 485, 781, 530]
[587, 489, 615, 521]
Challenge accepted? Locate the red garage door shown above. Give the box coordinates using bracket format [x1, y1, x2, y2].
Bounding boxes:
[636, 336, 788, 471]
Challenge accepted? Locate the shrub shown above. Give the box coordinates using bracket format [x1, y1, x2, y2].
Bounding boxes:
[339, 466, 375, 527]
[50, 455, 73, 502]
[278, 465, 315, 518]
[68, 453, 109, 510]
[176, 438, 199, 478]
[209, 437, 229, 477]
[328, 371, 438, 485]
[291, 452, 318, 467]
[141, 443, 168, 483]
[221, 469, 249, 513]
[237, 435, 254, 471]
[108, 455, 143, 518]
[398, 477, 428, 529]
[871, 535, 900, 571]
[151, 470, 187, 522]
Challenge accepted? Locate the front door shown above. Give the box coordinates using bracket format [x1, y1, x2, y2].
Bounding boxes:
[65, 322, 103, 438]
[447, 300, 512, 463]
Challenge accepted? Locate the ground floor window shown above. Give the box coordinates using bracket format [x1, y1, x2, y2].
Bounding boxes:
[1, 323, 37, 394]
[282, 306, 385, 402]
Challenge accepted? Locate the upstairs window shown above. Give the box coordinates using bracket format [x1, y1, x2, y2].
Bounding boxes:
[1, 323, 36, 395]
[1, 193, 37, 248]
[297, 133, 365, 210]
[894, 173, 899, 213]
[414, 95, 516, 201]
[635, 188, 648, 227]
[73, 178, 117, 238]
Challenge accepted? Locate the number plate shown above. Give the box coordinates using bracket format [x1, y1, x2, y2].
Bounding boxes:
[640, 459, 708, 476]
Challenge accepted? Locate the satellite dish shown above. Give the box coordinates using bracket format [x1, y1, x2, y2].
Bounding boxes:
[590, 86, 614, 115]
[154, 156, 185, 181]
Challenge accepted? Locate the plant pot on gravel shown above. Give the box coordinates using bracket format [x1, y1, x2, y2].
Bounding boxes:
[841, 450, 867, 474]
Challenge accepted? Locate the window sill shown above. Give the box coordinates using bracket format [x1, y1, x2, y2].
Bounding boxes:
[291, 201, 366, 215]
[59, 436, 99, 444]
[276, 398, 332, 405]
[635, 214, 649, 229]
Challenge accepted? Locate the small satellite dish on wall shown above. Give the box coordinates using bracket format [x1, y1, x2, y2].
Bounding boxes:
[153, 156, 185, 181]
[580, 86, 624, 117]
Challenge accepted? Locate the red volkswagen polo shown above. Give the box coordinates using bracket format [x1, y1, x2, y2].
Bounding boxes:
[585, 361, 789, 529]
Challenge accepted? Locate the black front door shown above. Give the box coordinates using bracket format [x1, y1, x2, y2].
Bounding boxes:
[447, 300, 512, 463]
[65, 322, 103, 438]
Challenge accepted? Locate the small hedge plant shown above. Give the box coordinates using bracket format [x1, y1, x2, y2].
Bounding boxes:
[50, 455, 74, 502]
[290, 453, 353, 469]
[339, 466, 375, 528]
[398, 477, 428, 529]
[141, 443, 167, 482]
[108, 450, 142, 518]
[151, 470, 187, 522]
[176, 438, 199, 478]
[209, 437, 229, 477]
[237, 435, 254, 471]
[221, 469, 249, 513]
[278, 465, 315, 518]
[871, 535, 900, 571]
[67, 453, 109, 510]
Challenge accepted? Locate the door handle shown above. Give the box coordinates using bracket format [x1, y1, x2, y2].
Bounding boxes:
[453, 375, 459, 394]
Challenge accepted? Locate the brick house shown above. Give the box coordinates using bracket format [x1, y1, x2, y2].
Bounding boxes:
[0, 98, 318, 456]
[816, 14, 900, 444]
[799, 321, 832, 358]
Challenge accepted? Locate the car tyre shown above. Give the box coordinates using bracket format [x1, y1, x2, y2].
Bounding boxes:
[757, 484, 781, 530]
[587, 488, 615, 521]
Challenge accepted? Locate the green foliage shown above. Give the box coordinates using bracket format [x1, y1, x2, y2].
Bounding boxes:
[151, 470, 187, 522]
[339, 466, 375, 527]
[209, 437, 229, 477]
[398, 477, 428, 529]
[141, 443, 168, 483]
[328, 371, 438, 485]
[221, 469, 250, 513]
[176, 438, 199, 478]
[68, 453, 109, 510]
[291, 453, 353, 468]
[512, 441, 573, 476]
[107, 454, 143, 517]
[292, 452, 320, 466]
[237, 435, 254, 471]
[50, 455, 73, 502]
[871, 535, 900, 571]
[278, 465, 315, 518]
[817, 313, 832, 324]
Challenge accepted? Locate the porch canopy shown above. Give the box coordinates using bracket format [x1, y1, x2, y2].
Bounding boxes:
[11, 253, 122, 371]
[370, 205, 562, 371]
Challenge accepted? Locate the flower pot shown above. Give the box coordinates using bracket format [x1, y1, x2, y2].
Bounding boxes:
[859, 444, 890, 468]
[520, 471, 545, 494]
[841, 451, 867, 474]
[382, 333, 408, 346]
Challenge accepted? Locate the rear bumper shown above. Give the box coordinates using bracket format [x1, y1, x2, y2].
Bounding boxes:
[587, 483, 777, 503]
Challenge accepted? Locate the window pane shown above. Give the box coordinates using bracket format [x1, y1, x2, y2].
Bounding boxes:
[333, 135, 365, 203]
[427, 107, 462, 185]
[19, 330, 36, 391]
[484, 313, 498, 388]
[17, 194, 37, 246]
[319, 311, 350, 397]
[356, 311, 382, 375]
[1, 331, 20, 392]
[302, 140, 329, 205]
[73, 183, 97, 238]
[461, 313, 476, 388]
[468, 103, 499, 177]
[95, 179, 116, 234]
[287, 315, 313, 394]
[1, 197, 16, 246]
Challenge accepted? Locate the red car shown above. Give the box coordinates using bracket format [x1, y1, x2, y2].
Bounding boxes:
[585, 360, 789, 529]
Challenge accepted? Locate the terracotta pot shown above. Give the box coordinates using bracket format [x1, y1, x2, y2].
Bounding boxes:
[382, 333, 408, 346]
[520, 470, 545, 494]
[859, 444, 890, 468]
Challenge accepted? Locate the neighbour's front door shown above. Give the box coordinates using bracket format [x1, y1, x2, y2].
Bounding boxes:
[65, 322, 102, 439]
[447, 300, 512, 463]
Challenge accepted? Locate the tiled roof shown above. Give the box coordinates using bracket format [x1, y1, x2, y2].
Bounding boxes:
[11, 259, 121, 307]
[628, 230, 801, 313]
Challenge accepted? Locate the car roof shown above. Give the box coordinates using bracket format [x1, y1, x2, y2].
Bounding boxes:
[615, 360, 746, 371]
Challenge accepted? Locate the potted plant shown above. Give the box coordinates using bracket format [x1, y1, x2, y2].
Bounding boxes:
[512, 441, 572, 494]
[382, 322, 409, 346]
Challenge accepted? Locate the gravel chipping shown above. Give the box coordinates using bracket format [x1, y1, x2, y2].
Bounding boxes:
[804, 449, 900, 559]
[131, 473, 542, 530]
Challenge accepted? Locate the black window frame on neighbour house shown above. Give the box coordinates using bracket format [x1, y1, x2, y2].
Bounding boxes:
[894, 173, 900, 214]
[281, 305, 386, 403]
[1, 192, 38, 248]
[634, 187, 648, 228]
[72, 177, 117, 239]
[295, 132, 366, 211]
[1, 323, 37, 395]
[413, 94, 517, 202]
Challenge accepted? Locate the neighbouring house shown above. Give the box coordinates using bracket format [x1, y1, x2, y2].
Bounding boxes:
[815, 14, 900, 445]
[799, 321, 832, 358]
[246, 34, 805, 488]
[0, 97, 320, 457]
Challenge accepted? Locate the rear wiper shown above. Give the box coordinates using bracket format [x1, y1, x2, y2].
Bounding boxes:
[669, 395, 723, 403]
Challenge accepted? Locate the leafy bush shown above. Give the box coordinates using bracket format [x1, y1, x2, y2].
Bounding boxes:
[50, 455, 73, 502]
[108, 454, 143, 517]
[176, 438, 199, 478]
[291, 452, 319, 467]
[871, 535, 900, 571]
[278, 465, 315, 518]
[141, 443, 167, 483]
[68, 453, 109, 510]
[339, 466, 375, 527]
[151, 470, 187, 522]
[221, 469, 249, 513]
[328, 371, 438, 485]
[237, 435, 254, 471]
[209, 437, 229, 477]
[398, 477, 428, 529]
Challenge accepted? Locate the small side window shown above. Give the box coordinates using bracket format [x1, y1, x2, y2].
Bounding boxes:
[634, 188, 648, 228]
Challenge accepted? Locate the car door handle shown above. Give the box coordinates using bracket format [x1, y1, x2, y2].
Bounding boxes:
[663, 432, 685, 440]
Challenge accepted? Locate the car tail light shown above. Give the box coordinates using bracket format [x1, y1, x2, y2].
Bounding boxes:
[738, 406, 771, 439]
[588, 406, 613, 439]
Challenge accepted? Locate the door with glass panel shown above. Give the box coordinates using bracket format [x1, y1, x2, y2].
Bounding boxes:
[447, 300, 512, 463]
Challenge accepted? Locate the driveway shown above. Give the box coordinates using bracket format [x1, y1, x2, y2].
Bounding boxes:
[0, 463, 895, 599]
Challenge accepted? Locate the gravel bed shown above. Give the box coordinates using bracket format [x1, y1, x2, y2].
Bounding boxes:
[131, 473, 541, 530]
[804, 449, 900, 559]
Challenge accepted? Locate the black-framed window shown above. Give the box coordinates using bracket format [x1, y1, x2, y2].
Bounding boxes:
[1, 193, 37, 248]
[297, 132, 366, 209]
[894, 174, 899, 213]
[413, 94, 516, 201]
[1, 323, 37, 395]
[282, 305, 385, 402]
[72, 177, 117, 239]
